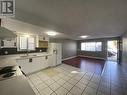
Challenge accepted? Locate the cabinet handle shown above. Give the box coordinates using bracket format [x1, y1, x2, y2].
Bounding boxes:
[29, 58, 32, 62]
[1, 40, 4, 46]
[45, 56, 48, 60]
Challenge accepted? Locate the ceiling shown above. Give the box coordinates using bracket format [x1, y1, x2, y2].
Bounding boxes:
[15, 0, 127, 40]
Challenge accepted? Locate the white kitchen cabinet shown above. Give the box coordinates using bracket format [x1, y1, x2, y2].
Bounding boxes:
[48, 55, 53, 66]
[17, 55, 51, 75]
[1, 38, 16, 48]
[16, 59, 30, 74]
[35, 36, 49, 47]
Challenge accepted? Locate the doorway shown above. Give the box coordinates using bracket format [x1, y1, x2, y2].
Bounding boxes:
[107, 40, 118, 62]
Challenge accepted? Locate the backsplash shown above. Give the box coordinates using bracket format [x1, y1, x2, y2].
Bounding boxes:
[0, 47, 47, 55]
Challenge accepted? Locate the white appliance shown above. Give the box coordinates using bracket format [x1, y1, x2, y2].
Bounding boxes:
[49, 43, 62, 66]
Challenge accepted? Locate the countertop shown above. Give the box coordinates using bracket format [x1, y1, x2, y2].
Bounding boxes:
[0, 55, 36, 95]
[17, 53, 52, 60]
[0, 52, 52, 60]
[0, 76, 35, 95]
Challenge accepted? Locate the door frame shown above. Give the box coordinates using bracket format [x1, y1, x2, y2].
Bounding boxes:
[106, 40, 119, 62]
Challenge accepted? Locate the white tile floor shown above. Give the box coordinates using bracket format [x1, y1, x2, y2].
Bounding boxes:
[27, 61, 127, 95]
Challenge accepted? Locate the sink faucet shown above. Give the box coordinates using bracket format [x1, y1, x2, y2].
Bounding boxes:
[26, 50, 29, 56]
[26, 38, 29, 56]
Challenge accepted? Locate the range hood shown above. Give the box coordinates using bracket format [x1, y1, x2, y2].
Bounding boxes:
[0, 19, 17, 39]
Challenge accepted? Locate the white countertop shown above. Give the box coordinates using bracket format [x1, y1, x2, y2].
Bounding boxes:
[0, 56, 18, 67]
[0, 54, 36, 95]
[0, 76, 35, 95]
[17, 53, 52, 60]
[0, 52, 52, 60]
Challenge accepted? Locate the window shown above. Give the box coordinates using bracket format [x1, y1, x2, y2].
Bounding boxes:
[19, 36, 35, 51]
[81, 42, 102, 51]
[19, 36, 27, 50]
[81, 43, 86, 51]
[28, 37, 35, 50]
[95, 42, 102, 51]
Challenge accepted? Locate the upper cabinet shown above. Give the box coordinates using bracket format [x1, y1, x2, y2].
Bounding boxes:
[1, 18, 50, 49]
[0, 35, 49, 49]
[39, 41, 48, 48]
[37, 36, 49, 48]
[17, 35, 49, 50]
[1, 38, 17, 48]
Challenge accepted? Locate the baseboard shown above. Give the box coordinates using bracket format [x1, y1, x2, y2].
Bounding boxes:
[78, 55, 106, 60]
[62, 56, 77, 61]
[62, 55, 106, 61]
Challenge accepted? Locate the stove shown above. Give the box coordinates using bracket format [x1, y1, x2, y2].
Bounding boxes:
[0, 66, 22, 81]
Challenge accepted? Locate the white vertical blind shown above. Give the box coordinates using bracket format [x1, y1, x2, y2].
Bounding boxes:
[28, 37, 35, 50]
[20, 36, 27, 50]
[19, 36, 35, 51]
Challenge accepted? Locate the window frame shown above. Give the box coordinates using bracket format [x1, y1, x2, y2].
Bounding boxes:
[81, 42, 102, 52]
[18, 35, 36, 51]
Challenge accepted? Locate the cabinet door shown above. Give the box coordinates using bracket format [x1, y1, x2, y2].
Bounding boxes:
[44, 56, 49, 68]
[17, 56, 51, 75]
[3, 39, 16, 48]
[32, 57, 46, 69]
[48, 55, 53, 66]
[39, 41, 48, 48]
[17, 59, 30, 74]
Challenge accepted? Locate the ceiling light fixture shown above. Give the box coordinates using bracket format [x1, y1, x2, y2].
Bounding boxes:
[46, 31, 57, 36]
[80, 35, 88, 38]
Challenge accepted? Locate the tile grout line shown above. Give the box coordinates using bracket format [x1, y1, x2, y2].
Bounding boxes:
[33, 72, 60, 95]
[28, 64, 104, 95]
[36, 73, 58, 95]
[28, 76, 41, 95]
[95, 61, 108, 95]
[35, 67, 78, 95]
[46, 66, 79, 95]
[80, 71, 95, 95]
[95, 68, 106, 95]
[81, 71, 96, 95]
[49, 67, 86, 95]
[65, 71, 87, 95]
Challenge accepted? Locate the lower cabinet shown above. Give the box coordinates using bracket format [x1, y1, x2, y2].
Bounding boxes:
[17, 55, 52, 75]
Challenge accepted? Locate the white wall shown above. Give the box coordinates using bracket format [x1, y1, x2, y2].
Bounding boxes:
[2, 18, 49, 37]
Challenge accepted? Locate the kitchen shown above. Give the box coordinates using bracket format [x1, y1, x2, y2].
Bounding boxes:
[0, 18, 62, 95]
